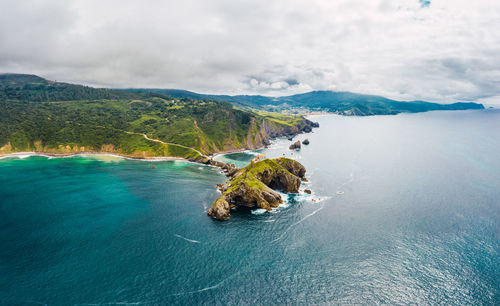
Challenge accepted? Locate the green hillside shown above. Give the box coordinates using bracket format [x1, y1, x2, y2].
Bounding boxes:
[127, 89, 484, 115]
[0, 74, 315, 158]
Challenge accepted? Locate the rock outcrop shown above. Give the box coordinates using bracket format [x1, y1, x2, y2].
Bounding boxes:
[275, 157, 306, 178]
[240, 118, 319, 152]
[208, 157, 307, 221]
[188, 155, 237, 176]
[289, 141, 301, 150]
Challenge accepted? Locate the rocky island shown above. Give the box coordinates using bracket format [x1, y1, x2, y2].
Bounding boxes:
[208, 157, 307, 220]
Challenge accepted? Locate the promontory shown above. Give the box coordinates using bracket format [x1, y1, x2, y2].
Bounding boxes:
[208, 157, 307, 220]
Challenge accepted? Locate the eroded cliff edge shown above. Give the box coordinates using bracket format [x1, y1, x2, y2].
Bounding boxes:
[208, 157, 307, 220]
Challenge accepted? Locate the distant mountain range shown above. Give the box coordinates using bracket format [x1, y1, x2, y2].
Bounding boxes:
[122, 88, 484, 116]
[0, 73, 485, 116]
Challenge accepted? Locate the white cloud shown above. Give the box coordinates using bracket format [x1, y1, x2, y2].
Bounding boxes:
[0, 0, 499, 102]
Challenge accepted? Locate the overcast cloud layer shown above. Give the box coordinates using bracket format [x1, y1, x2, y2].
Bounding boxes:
[1, 0, 499, 104]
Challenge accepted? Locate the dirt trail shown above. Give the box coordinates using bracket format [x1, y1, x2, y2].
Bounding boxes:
[125, 131, 203, 156]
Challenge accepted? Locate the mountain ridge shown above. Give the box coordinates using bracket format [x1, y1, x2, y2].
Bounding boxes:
[122, 88, 484, 115]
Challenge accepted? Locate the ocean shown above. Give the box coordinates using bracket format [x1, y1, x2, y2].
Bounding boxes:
[1, 110, 499, 305]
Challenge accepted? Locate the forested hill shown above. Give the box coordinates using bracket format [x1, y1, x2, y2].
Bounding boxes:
[125, 88, 484, 116]
[0, 73, 139, 101]
[0, 74, 316, 158]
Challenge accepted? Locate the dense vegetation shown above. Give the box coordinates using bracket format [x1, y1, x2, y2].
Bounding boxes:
[0, 74, 138, 102]
[127, 89, 484, 115]
[0, 74, 309, 158]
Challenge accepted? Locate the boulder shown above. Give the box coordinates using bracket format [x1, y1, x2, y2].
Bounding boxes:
[304, 189, 312, 194]
[302, 138, 310, 145]
[207, 197, 231, 221]
[289, 140, 301, 150]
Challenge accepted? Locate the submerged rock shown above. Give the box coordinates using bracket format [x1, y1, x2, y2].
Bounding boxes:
[208, 157, 307, 221]
[289, 141, 301, 150]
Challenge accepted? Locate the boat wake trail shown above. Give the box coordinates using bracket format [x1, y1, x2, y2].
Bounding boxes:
[272, 202, 325, 243]
[169, 272, 241, 296]
[273, 172, 355, 243]
[174, 234, 201, 244]
[336, 173, 354, 194]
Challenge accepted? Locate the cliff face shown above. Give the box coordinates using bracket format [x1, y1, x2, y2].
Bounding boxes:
[0, 74, 320, 159]
[208, 158, 306, 221]
[238, 118, 319, 151]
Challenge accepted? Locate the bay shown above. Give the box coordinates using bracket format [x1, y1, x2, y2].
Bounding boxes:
[1, 110, 499, 304]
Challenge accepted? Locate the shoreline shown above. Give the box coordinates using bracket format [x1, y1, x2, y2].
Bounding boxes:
[0, 147, 265, 164]
[0, 119, 321, 164]
[0, 151, 185, 161]
[0, 134, 307, 163]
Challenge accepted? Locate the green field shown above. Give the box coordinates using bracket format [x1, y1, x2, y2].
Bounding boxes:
[0, 74, 309, 158]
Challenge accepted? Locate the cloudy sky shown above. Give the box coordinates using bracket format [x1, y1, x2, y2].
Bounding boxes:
[1, 0, 499, 104]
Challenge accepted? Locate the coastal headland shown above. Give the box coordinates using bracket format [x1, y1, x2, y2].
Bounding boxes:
[208, 157, 307, 220]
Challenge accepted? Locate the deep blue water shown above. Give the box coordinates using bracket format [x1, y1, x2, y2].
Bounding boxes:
[1, 110, 499, 305]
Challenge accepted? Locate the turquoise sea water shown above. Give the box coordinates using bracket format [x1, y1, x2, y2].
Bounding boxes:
[1, 110, 499, 305]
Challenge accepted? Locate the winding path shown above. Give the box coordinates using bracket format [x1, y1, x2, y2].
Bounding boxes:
[125, 131, 204, 156]
[61, 120, 208, 159]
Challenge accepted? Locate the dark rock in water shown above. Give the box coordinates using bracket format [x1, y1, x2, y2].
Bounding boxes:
[302, 138, 310, 145]
[202, 159, 238, 176]
[208, 197, 231, 221]
[189, 155, 211, 164]
[209, 160, 226, 168]
[304, 189, 312, 194]
[208, 157, 307, 221]
[309, 121, 320, 128]
[289, 140, 301, 150]
[303, 126, 312, 133]
[287, 135, 294, 141]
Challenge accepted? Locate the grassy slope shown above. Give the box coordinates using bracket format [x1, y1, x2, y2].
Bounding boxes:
[0, 75, 307, 158]
[225, 159, 288, 193]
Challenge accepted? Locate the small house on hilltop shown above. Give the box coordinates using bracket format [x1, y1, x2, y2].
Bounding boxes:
[251, 154, 266, 163]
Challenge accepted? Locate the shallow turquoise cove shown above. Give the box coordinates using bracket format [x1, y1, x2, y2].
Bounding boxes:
[1, 110, 499, 304]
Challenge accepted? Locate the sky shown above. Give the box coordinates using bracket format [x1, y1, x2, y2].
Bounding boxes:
[0, 0, 499, 105]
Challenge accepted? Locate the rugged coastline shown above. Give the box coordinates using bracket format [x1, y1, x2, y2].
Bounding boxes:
[0, 118, 319, 172]
[208, 157, 307, 220]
